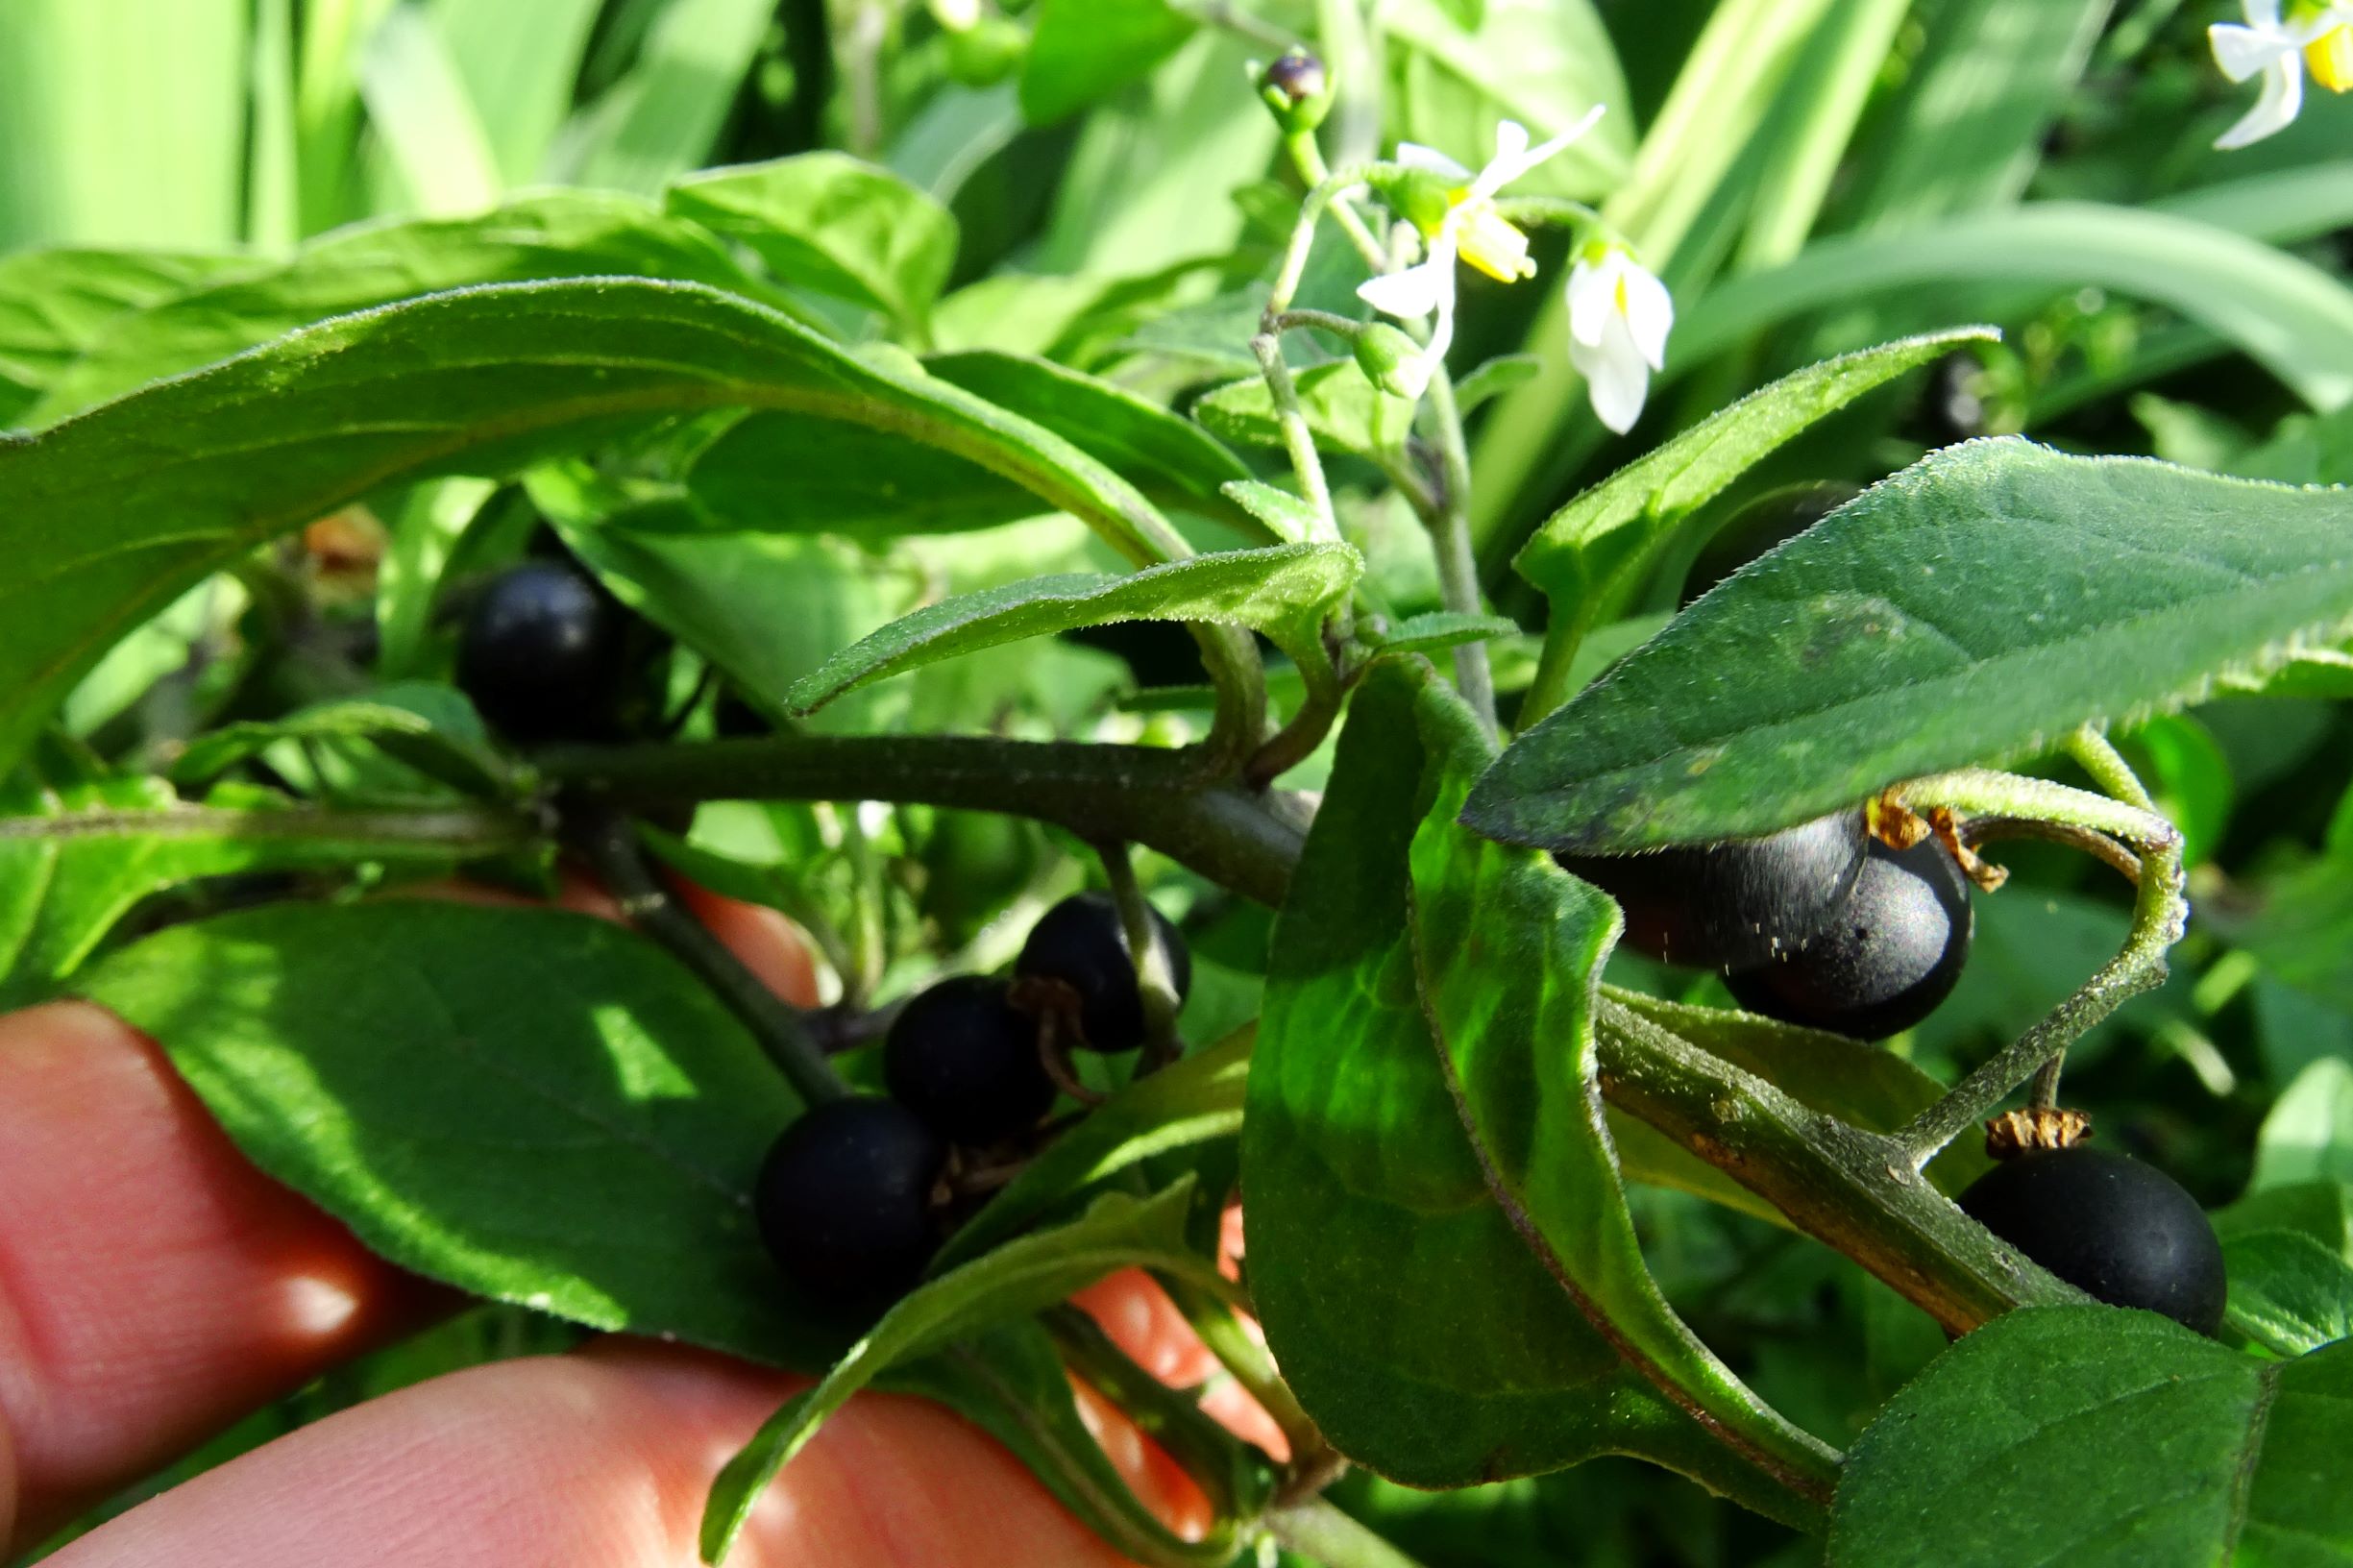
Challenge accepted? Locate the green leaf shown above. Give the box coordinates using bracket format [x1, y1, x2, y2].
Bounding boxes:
[166, 684, 512, 801]
[787, 545, 1360, 715]
[2218, 1181, 2353, 1267]
[1369, 612, 1524, 659]
[936, 1027, 1250, 1270]
[75, 900, 841, 1365]
[1405, 708, 1842, 1507]
[560, 0, 774, 195]
[1017, 0, 1193, 126]
[1451, 353, 1544, 416]
[2225, 1231, 2353, 1357]
[1220, 480, 1320, 545]
[699, 1181, 1232, 1564]
[1679, 204, 2353, 415]
[1194, 363, 1415, 459]
[0, 276, 1198, 779]
[1242, 659, 1823, 1522]
[924, 351, 1255, 527]
[2254, 1059, 2353, 1192]
[1829, 1307, 2353, 1567]
[25, 191, 780, 425]
[1511, 329, 1996, 636]
[1473, 439, 2353, 851]
[667, 155, 958, 333]
[0, 248, 250, 421]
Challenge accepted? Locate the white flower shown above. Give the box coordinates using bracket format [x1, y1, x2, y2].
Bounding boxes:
[1355, 110, 1603, 399]
[1564, 245, 1672, 435]
[2211, 0, 2353, 149]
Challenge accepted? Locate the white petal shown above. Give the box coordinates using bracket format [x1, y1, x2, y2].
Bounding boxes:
[2217, 57, 2305, 147]
[1359, 255, 1451, 320]
[1474, 105, 1605, 195]
[1570, 317, 1650, 435]
[1565, 256, 1618, 347]
[1394, 142, 1473, 181]
[1620, 263, 1674, 371]
[2212, 20, 2298, 79]
[1489, 119, 1531, 167]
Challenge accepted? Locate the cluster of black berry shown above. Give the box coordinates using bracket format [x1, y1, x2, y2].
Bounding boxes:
[755, 893, 1191, 1310]
[1558, 807, 1973, 1041]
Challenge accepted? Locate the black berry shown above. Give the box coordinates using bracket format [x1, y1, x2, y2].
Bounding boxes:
[884, 976, 1057, 1146]
[454, 559, 631, 744]
[1680, 481, 1861, 606]
[1958, 1146, 2226, 1335]
[1015, 892, 1190, 1052]
[1724, 835, 1972, 1039]
[754, 1096, 944, 1308]
[1556, 810, 1870, 970]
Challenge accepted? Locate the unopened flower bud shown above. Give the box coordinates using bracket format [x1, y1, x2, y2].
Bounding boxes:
[1258, 49, 1333, 133]
[1354, 323, 1428, 401]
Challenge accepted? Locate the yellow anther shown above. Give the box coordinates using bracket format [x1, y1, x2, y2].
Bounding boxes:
[2306, 24, 2353, 91]
[1449, 192, 1536, 283]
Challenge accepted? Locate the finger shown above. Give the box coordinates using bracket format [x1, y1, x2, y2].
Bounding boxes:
[0, 880, 818, 1547]
[1070, 1272, 1289, 1460]
[55, 1342, 1138, 1568]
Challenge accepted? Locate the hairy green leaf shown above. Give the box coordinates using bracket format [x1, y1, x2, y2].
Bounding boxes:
[1220, 480, 1319, 545]
[27, 192, 773, 424]
[1830, 1308, 2353, 1566]
[1369, 612, 1524, 659]
[1473, 440, 2353, 851]
[0, 276, 1198, 779]
[1406, 718, 1841, 1508]
[667, 154, 958, 332]
[1243, 659, 1824, 1521]
[788, 545, 1360, 714]
[0, 248, 250, 421]
[1512, 330, 1995, 638]
[699, 1182, 1232, 1564]
[167, 684, 511, 801]
[2225, 1231, 2353, 1357]
[77, 901, 840, 1363]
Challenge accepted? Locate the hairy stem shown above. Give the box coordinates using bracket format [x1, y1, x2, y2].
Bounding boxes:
[571, 807, 846, 1108]
[1266, 1499, 1434, 1568]
[537, 736, 1305, 908]
[1252, 331, 1339, 541]
[1596, 997, 2086, 1334]
[1421, 366, 1496, 730]
[1888, 768, 2187, 1165]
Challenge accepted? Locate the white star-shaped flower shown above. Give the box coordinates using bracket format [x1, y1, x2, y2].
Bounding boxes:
[2211, 0, 2353, 149]
[1355, 110, 1604, 400]
[1564, 245, 1672, 435]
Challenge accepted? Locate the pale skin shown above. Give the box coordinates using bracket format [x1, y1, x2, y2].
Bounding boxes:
[1, 879, 1266, 1565]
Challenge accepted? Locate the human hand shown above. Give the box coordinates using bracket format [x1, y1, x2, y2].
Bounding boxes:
[3, 880, 1252, 1566]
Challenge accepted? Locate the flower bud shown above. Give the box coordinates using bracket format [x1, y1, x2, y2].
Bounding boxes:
[1258, 50, 1333, 134]
[1354, 323, 1428, 401]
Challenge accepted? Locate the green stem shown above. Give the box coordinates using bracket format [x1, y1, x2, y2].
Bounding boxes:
[1265, 1499, 1433, 1568]
[1286, 133, 1387, 271]
[537, 735, 1305, 909]
[572, 808, 847, 1108]
[1887, 768, 2186, 1165]
[1597, 996, 2086, 1334]
[2065, 724, 2158, 812]
[1252, 331, 1340, 542]
[1245, 658, 1344, 787]
[1421, 365, 1496, 731]
[0, 800, 530, 853]
[1268, 164, 1381, 315]
[1097, 842, 1183, 1065]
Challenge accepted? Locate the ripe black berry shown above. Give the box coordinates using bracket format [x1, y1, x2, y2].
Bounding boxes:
[1724, 835, 1972, 1039]
[1261, 50, 1328, 109]
[884, 976, 1057, 1146]
[1556, 810, 1870, 970]
[1958, 1146, 2226, 1335]
[454, 559, 631, 744]
[1680, 481, 1861, 606]
[754, 1096, 944, 1307]
[1015, 892, 1190, 1052]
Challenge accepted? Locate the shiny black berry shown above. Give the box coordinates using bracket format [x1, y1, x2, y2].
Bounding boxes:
[754, 1097, 944, 1308]
[1680, 481, 1861, 606]
[1556, 810, 1870, 970]
[884, 976, 1057, 1146]
[1958, 1146, 2226, 1335]
[1015, 892, 1190, 1052]
[1725, 835, 1972, 1039]
[454, 559, 632, 744]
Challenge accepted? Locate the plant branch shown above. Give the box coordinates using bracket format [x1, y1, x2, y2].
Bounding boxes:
[1420, 366, 1496, 730]
[537, 736, 1305, 908]
[1265, 1498, 1434, 1568]
[570, 806, 847, 1108]
[1097, 842, 1183, 1067]
[0, 800, 532, 852]
[1595, 996, 2087, 1334]
[1252, 331, 1340, 541]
